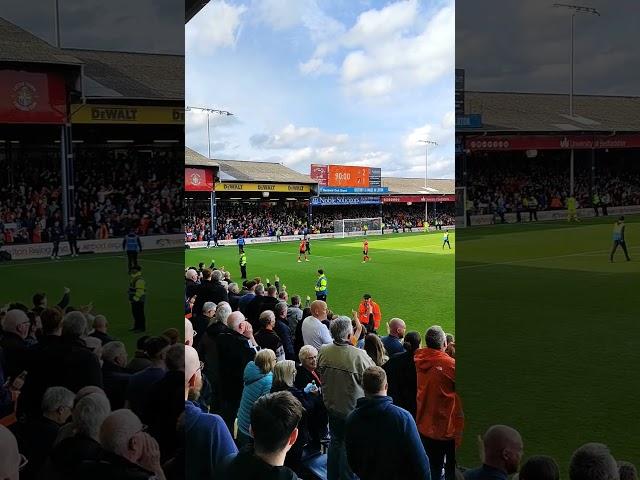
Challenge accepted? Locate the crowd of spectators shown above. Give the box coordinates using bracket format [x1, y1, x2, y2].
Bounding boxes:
[465, 154, 640, 217]
[0, 288, 183, 480]
[0, 149, 181, 245]
[185, 203, 455, 242]
[183, 263, 461, 479]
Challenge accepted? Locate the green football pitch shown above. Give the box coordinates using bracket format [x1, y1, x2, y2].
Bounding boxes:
[185, 232, 455, 336]
[456, 214, 640, 474]
[0, 249, 184, 354]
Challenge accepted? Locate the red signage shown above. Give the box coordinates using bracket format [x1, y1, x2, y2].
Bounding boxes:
[310, 164, 328, 186]
[185, 168, 214, 191]
[382, 195, 455, 203]
[0, 70, 67, 124]
[465, 134, 640, 151]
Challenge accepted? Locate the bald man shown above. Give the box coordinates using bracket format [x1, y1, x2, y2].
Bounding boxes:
[464, 425, 523, 480]
[301, 300, 332, 351]
[185, 346, 237, 479]
[185, 318, 194, 346]
[0, 309, 30, 380]
[215, 310, 259, 431]
[382, 318, 407, 356]
[0, 425, 21, 480]
[89, 315, 116, 345]
[76, 409, 165, 479]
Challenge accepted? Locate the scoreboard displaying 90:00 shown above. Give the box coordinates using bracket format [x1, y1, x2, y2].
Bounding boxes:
[310, 164, 382, 188]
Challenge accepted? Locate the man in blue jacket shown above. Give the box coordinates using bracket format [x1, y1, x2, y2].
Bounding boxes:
[184, 345, 237, 480]
[345, 366, 431, 480]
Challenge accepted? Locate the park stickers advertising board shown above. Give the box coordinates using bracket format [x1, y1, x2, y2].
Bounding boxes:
[71, 104, 185, 124]
[215, 183, 311, 192]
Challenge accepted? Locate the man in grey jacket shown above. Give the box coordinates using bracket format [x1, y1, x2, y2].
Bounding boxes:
[318, 316, 374, 480]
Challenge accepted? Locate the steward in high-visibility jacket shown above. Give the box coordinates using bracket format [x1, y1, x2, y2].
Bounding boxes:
[239, 251, 247, 279]
[128, 265, 146, 332]
[358, 294, 382, 333]
[315, 269, 327, 301]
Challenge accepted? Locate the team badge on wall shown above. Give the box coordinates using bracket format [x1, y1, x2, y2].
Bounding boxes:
[12, 81, 38, 111]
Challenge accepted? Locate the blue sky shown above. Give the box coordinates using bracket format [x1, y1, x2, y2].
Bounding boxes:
[186, 0, 454, 179]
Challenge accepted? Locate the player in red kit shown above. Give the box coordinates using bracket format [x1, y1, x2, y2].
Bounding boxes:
[297, 237, 309, 262]
[362, 239, 370, 263]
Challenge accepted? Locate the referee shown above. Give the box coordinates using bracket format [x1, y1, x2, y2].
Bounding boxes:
[123, 228, 142, 272]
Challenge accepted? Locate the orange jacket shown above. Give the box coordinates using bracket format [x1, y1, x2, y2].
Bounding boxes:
[358, 300, 382, 329]
[414, 348, 464, 446]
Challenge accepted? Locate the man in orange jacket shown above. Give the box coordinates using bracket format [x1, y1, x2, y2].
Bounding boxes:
[414, 325, 463, 480]
[357, 294, 381, 334]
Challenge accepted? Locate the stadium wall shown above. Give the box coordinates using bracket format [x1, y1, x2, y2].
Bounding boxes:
[1, 234, 183, 260]
[467, 205, 640, 226]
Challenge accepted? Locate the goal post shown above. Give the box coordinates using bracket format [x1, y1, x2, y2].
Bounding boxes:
[333, 217, 382, 239]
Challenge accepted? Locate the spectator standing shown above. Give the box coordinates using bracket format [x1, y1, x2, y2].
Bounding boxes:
[254, 311, 285, 362]
[301, 300, 332, 351]
[215, 391, 303, 480]
[569, 443, 618, 480]
[345, 366, 430, 480]
[357, 294, 382, 334]
[236, 349, 277, 447]
[383, 331, 420, 418]
[381, 318, 406, 356]
[415, 325, 463, 480]
[318, 316, 375, 480]
[89, 315, 116, 345]
[274, 302, 295, 360]
[287, 295, 303, 337]
[125, 336, 169, 417]
[463, 425, 523, 480]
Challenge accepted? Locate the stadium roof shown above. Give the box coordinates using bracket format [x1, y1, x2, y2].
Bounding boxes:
[215, 159, 315, 184]
[0, 17, 81, 66]
[65, 49, 184, 101]
[463, 91, 640, 133]
[382, 177, 454, 195]
[185, 147, 219, 168]
[186, 0, 211, 23]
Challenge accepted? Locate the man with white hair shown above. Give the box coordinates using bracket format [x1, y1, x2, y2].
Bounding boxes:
[415, 325, 463, 480]
[101, 341, 131, 409]
[185, 268, 199, 299]
[318, 316, 374, 480]
[191, 301, 216, 350]
[77, 409, 166, 479]
[0, 309, 30, 380]
[90, 315, 116, 345]
[0, 425, 21, 480]
[185, 318, 194, 346]
[185, 345, 237, 480]
[12, 386, 74, 478]
[48, 392, 111, 478]
[464, 425, 524, 480]
[216, 311, 260, 431]
[199, 301, 232, 413]
[569, 443, 619, 480]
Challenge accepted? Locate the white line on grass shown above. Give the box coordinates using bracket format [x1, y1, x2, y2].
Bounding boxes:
[458, 245, 640, 270]
[0, 250, 182, 268]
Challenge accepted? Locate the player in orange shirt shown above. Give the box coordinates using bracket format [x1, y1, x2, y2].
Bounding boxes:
[297, 237, 309, 262]
[362, 239, 370, 263]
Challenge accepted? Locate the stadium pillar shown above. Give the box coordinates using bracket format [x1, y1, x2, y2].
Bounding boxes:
[210, 191, 216, 236]
[308, 201, 313, 226]
[59, 124, 74, 227]
[570, 148, 575, 197]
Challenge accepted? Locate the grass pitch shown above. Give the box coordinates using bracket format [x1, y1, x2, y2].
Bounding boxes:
[185, 232, 455, 336]
[456, 215, 640, 474]
[0, 249, 183, 354]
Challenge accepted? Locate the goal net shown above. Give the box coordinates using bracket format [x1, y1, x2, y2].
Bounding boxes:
[455, 186, 467, 228]
[333, 217, 382, 238]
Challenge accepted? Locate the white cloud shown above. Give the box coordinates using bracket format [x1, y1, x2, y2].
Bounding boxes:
[186, 0, 246, 55]
[343, 0, 419, 47]
[299, 57, 338, 76]
[250, 124, 349, 149]
[401, 111, 455, 178]
[340, 4, 454, 98]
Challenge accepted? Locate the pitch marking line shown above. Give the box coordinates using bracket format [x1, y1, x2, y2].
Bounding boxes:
[458, 245, 640, 270]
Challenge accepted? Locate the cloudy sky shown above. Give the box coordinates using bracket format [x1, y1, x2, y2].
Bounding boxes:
[0, 0, 182, 54]
[186, 0, 455, 179]
[457, 0, 640, 96]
